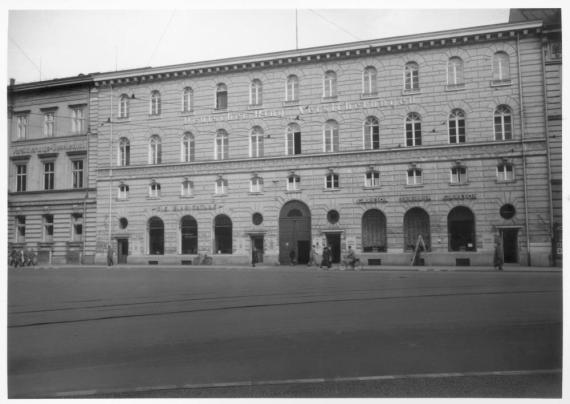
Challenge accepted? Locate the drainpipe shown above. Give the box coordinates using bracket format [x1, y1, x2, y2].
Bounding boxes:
[108, 84, 114, 252]
[516, 32, 531, 266]
[540, 35, 555, 266]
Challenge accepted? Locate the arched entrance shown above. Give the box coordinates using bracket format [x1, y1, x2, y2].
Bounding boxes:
[362, 209, 387, 252]
[279, 200, 311, 264]
[214, 214, 232, 254]
[403, 207, 431, 251]
[180, 215, 197, 254]
[148, 216, 164, 255]
[448, 206, 476, 251]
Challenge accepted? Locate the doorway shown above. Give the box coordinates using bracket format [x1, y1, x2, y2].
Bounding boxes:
[279, 200, 311, 265]
[251, 235, 264, 264]
[501, 228, 519, 263]
[326, 233, 341, 263]
[117, 238, 129, 264]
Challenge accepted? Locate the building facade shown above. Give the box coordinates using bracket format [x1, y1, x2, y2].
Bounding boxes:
[89, 19, 555, 267]
[7, 76, 98, 264]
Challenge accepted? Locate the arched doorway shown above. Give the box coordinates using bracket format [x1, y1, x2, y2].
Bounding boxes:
[403, 207, 431, 251]
[279, 200, 311, 264]
[214, 214, 232, 254]
[148, 216, 164, 255]
[362, 209, 387, 252]
[448, 206, 476, 251]
[180, 215, 197, 254]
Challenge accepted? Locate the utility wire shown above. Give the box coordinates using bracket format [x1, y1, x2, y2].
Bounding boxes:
[9, 36, 42, 78]
[147, 10, 177, 66]
[308, 9, 362, 42]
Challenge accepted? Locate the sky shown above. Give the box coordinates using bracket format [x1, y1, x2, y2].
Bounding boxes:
[6, 6, 514, 84]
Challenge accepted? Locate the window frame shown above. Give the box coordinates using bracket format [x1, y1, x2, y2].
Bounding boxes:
[286, 123, 302, 155]
[215, 129, 229, 160]
[215, 178, 228, 195]
[182, 87, 194, 113]
[407, 168, 423, 186]
[325, 172, 339, 190]
[149, 135, 162, 164]
[497, 163, 515, 182]
[71, 107, 85, 133]
[44, 161, 55, 190]
[250, 126, 264, 158]
[118, 137, 130, 166]
[43, 214, 54, 242]
[364, 116, 380, 150]
[148, 181, 161, 198]
[16, 215, 26, 242]
[181, 179, 193, 197]
[448, 109, 466, 144]
[492, 51, 511, 82]
[494, 105, 513, 141]
[150, 90, 161, 116]
[118, 184, 129, 200]
[16, 114, 28, 140]
[405, 112, 422, 147]
[286, 74, 299, 101]
[16, 163, 27, 192]
[450, 166, 468, 184]
[249, 79, 263, 106]
[215, 83, 228, 110]
[447, 57, 464, 86]
[71, 159, 84, 189]
[119, 94, 129, 118]
[323, 70, 337, 98]
[323, 120, 339, 153]
[404, 62, 419, 91]
[71, 213, 83, 242]
[44, 111, 55, 137]
[181, 132, 195, 162]
[287, 174, 300, 191]
[250, 176, 263, 193]
[364, 170, 380, 188]
[362, 66, 377, 95]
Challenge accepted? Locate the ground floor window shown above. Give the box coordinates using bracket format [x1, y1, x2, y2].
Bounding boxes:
[214, 214, 232, 254]
[43, 214, 54, 242]
[362, 209, 387, 252]
[71, 213, 83, 242]
[448, 206, 476, 251]
[148, 216, 164, 255]
[16, 215, 26, 242]
[181, 215, 197, 254]
[404, 207, 430, 251]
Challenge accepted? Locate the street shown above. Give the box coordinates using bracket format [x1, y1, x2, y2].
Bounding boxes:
[7, 265, 562, 398]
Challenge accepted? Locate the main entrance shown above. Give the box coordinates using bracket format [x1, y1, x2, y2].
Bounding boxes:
[501, 228, 519, 263]
[279, 200, 311, 264]
[251, 235, 264, 264]
[117, 238, 128, 264]
[326, 233, 341, 263]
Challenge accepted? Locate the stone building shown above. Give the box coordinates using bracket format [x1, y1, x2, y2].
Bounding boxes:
[89, 18, 556, 267]
[7, 75, 98, 264]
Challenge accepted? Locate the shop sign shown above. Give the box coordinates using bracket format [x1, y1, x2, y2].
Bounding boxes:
[442, 193, 477, 201]
[12, 142, 86, 155]
[399, 195, 431, 202]
[152, 204, 219, 212]
[356, 196, 387, 204]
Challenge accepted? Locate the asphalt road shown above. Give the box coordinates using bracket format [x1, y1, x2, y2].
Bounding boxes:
[7, 266, 562, 398]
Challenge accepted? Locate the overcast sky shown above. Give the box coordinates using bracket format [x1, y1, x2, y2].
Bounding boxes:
[6, 7, 514, 84]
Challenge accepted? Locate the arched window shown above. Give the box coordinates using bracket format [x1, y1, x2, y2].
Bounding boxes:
[150, 90, 161, 115]
[181, 132, 195, 162]
[215, 83, 228, 110]
[149, 135, 162, 164]
[119, 94, 129, 118]
[250, 126, 264, 158]
[364, 116, 380, 150]
[325, 171, 339, 189]
[180, 215, 197, 254]
[405, 112, 422, 146]
[118, 183, 129, 200]
[286, 74, 299, 101]
[148, 216, 164, 255]
[323, 120, 339, 152]
[215, 176, 228, 195]
[447, 57, 464, 86]
[182, 87, 193, 112]
[449, 109, 466, 144]
[493, 51, 511, 82]
[404, 62, 419, 91]
[118, 137, 130, 166]
[250, 79, 263, 106]
[214, 214, 232, 254]
[407, 167, 422, 185]
[497, 161, 515, 181]
[287, 123, 301, 155]
[323, 70, 337, 98]
[450, 164, 468, 184]
[448, 206, 476, 251]
[215, 129, 229, 160]
[403, 207, 430, 251]
[148, 180, 161, 198]
[362, 66, 377, 95]
[362, 209, 387, 252]
[494, 105, 513, 140]
[287, 173, 300, 191]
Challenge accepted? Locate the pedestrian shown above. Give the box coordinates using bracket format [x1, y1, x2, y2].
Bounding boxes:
[321, 245, 331, 269]
[289, 249, 296, 266]
[346, 245, 356, 270]
[252, 246, 258, 267]
[494, 237, 504, 271]
[307, 245, 316, 267]
[10, 248, 19, 267]
[107, 244, 114, 267]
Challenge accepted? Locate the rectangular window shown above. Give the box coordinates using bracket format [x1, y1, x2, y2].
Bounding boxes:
[44, 112, 55, 137]
[149, 183, 161, 198]
[497, 164, 514, 181]
[365, 171, 380, 187]
[16, 164, 27, 192]
[407, 169, 422, 185]
[71, 108, 84, 133]
[215, 179, 228, 195]
[250, 178, 262, 193]
[216, 91, 227, 110]
[118, 185, 129, 200]
[72, 160, 84, 189]
[325, 174, 339, 189]
[450, 167, 467, 184]
[181, 181, 193, 197]
[287, 131, 302, 155]
[44, 161, 55, 190]
[287, 176, 300, 191]
[71, 213, 83, 242]
[16, 216, 26, 242]
[16, 114, 28, 139]
[43, 214, 54, 242]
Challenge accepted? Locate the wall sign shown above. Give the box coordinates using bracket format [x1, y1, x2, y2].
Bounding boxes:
[151, 204, 219, 212]
[442, 194, 477, 201]
[399, 195, 431, 202]
[356, 196, 387, 204]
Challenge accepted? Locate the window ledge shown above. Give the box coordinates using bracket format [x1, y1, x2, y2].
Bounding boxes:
[179, 111, 194, 116]
[116, 198, 129, 202]
[248, 191, 263, 195]
[363, 186, 382, 190]
[449, 182, 470, 186]
[179, 195, 194, 199]
[212, 108, 227, 113]
[445, 84, 466, 91]
[213, 193, 228, 197]
[285, 190, 302, 194]
[360, 92, 379, 99]
[282, 100, 299, 107]
[490, 79, 512, 87]
[402, 89, 420, 95]
[116, 116, 130, 121]
[148, 114, 162, 119]
[495, 180, 516, 184]
[323, 188, 341, 192]
[247, 105, 263, 110]
[405, 184, 424, 188]
[147, 196, 161, 200]
[321, 96, 338, 103]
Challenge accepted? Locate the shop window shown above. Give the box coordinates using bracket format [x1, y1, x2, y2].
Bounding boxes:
[448, 206, 476, 251]
[403, 207, 430, 251]
[214, 214, 232, 254]
[362, 209, 387, 252]
[180, 215, 198, 254]
[71, 213, 83, 242]
[148, 216, 164, 255]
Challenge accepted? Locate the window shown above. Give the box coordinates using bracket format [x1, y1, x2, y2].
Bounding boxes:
[362, 209, 387, 252]
[118, 138, 130, 166]
[214, 214, 232, 254]
[286, 74, 299, 101]
[44, 112, 55, 137]
[287, 123, 301, 155]
[44, 161, 55, 190]
[448, 207, 476, 251]
[119, 94, 129, 118]
[16, 164, 27, 192]
[323, 70, 337, 98]
[72, 160, 84, 188]
[250, 176, 263, 193]
[404, 62, 419, 91]
[325, 172, 339, 189]
[148, 216, 164, 255]
[150, 90, 161, 115]
[449, 109, 466, 144]
[119, 217, 128, 229]
[365, 169, 380, 187]
[407, 167, 422, 185]
[405, 113, 422, 146]
[287, 174, 300, 191]
[149, 181, 161, 198]
[494, 105, 513, 140]
[450, 166, 467, 184]
[497, 162, 515, 181]
[181, 132, 195, 162]
[216, 83, 228, 110]
[215, 177, 228, 195]
[16, 216, 26, 242]
[252, 212, 263, 225]
[327, 210, 340, 224]
[364, 116, 380, 150]
[493, 51, 511, 82]
[16, 114, 28, 140]
[149, 135, 162, 164]
[181, 179, 193, 197]
[180, 215, 198, 254]
[250, 126, 264, 158]
[447, 57, 464, 86]
[249, 79, 262, 106]
[362, 66, 377, 95]
[43, 214, 54, 242]
[182, 87, 193, 112]
[118, 184, 129, 200]
[71, 213, 83, 242]
[215, 129, 229, 160]
[71, 107, 84, 133]
[323, 120, 339, 152]
[403, 207, 431, 251]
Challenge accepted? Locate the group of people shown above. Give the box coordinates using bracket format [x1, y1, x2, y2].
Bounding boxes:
[301, 244, 357, 270]
[9, 248, 36, 267]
